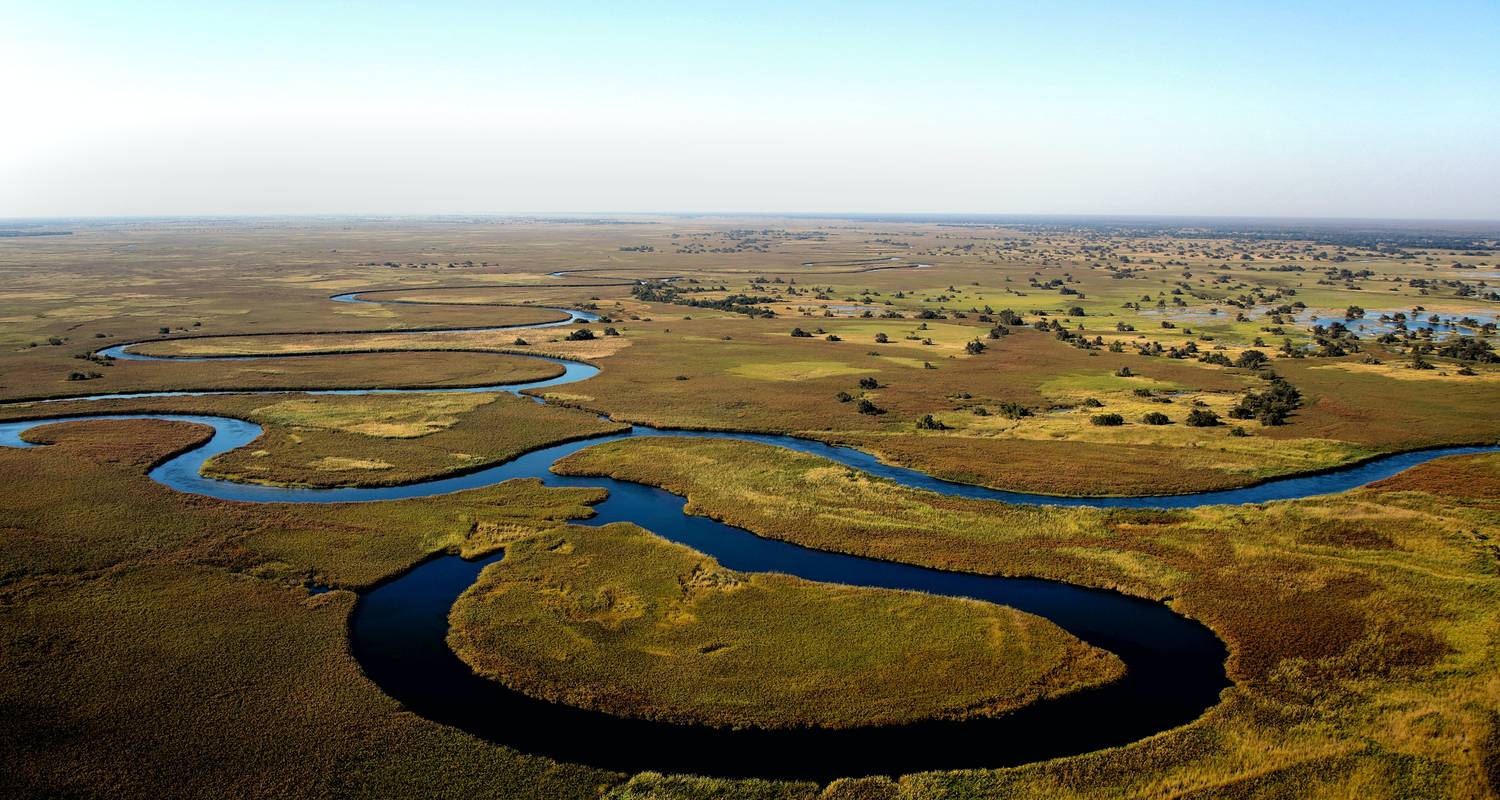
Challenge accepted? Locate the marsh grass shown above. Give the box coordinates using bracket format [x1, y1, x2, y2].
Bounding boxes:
[556, 437, 1500, 799]
[449, 524, 1122, 730]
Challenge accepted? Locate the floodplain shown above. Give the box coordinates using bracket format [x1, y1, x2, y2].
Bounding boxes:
[1, 216, 1497, 799]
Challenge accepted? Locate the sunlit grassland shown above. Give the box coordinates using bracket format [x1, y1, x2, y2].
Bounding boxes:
[0, 390, 629, 491]
[208, 392, 628, 488]
[0, 418, 622, 798]
[131, 324, 635, 362]
[0, 347, 567, 402]
[537, 317, 1489, 495]
[449, 523, 1122, 729]
[555, 437, 1500, 799]
[2, 418, 607, 585]
[2, 219, 1497, 798]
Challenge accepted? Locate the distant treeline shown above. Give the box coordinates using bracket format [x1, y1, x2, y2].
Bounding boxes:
[632, 281, 777, 318]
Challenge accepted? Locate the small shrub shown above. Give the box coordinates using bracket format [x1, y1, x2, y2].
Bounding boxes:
[565, 328, 596, 341]
[1091, 413, 1125, 426]
[996, 402, 1031, 419]
[1114, 366, 1133, 377]
[1141, 412, 1170, 425]
[915, 414, 947, 430]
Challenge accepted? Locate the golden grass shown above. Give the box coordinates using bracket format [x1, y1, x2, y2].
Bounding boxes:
[556, 437, 1500, 799]
[2, 218, 1498, 798]
[252, 393, 498, 438]
[449, 523, 1122, 730]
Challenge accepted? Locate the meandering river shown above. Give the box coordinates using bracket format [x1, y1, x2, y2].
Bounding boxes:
[1, 286, 1491, 780]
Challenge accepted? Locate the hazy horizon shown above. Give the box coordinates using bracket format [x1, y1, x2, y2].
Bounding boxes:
[5, 1, 1497, 219]
[5, 212, 1500, 227]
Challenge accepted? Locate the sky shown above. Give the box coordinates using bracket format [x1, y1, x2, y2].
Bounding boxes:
[3, 1, 1498, 219]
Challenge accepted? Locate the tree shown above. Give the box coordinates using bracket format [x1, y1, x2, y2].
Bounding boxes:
[965, 339, 986, 355]
[858, 377, 879, 390]
[1228, 377, 1302, 425]
[915, 414, 947, 430]
[1114, 366, 1134, 377]
[856, 398, 883, 415]
[1185, 408, 1221, 427]
[1234, 349, 1269, 369]
[874, 332, 889, 343]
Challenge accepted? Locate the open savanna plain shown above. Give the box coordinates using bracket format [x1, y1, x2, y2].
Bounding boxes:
[1, 216, 1497, 799]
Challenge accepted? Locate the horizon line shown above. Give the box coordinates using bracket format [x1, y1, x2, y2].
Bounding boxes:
[4, 211, 1500, 227]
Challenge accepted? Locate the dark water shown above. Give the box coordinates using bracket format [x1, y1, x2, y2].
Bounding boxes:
[6, 413, 1495, 778]
[3, 290, 1493, 780]
[351, 484, 1227, 780]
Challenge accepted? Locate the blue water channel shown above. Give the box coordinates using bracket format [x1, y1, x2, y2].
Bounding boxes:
[2, 286, 1493, 780]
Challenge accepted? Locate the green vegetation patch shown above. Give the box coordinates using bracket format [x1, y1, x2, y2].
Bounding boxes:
[206, 392, 629, 489]
[557, 436, 1500, 799]
[727, 360, 876, 382]
[449, 523, 1123, 729]
[250, 392, 499, 437]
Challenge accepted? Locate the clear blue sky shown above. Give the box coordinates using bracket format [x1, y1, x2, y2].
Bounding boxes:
[4, 1, 1497, 218]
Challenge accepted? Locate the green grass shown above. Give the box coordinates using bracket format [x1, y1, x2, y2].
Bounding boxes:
[555, 436, 1500, 799]
[0, 391, 629, 491]
[2, 218, 1498, 799]
[0, 417, 620, 798]
[449, 523, 1122, 730]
